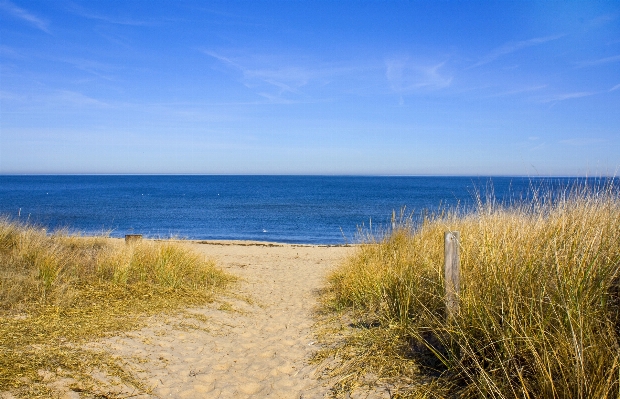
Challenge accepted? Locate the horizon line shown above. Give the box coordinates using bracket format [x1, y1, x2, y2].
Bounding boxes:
[1, 173, 616, 179]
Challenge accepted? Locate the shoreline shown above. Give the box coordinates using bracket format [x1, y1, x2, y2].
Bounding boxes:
[110, 235, 354, 248]
[178, 239, 352, 248]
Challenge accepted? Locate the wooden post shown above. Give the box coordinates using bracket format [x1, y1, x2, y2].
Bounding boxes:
[444, 231, 460, 320]
[391, 210, 396, 231]
[125, 234, 143, 244]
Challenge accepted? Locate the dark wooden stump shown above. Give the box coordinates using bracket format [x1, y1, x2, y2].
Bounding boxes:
[125, 234, 143, 244]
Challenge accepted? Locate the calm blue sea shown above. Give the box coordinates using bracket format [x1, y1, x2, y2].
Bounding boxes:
[0, 175, 590, 244]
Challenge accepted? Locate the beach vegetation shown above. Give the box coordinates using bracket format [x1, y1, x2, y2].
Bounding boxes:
[318, 182, 620, 398]
[0, 220, 233, 398]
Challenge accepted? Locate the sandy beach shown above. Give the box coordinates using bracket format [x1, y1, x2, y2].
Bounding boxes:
[86, 240, 355, 399]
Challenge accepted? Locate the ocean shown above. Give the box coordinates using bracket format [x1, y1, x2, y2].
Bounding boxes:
[0, 175, 589, 244]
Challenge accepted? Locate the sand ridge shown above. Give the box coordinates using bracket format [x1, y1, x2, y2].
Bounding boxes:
[90, 240, 353, 398]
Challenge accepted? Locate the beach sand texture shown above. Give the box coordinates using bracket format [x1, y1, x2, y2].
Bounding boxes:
[87, 241, 357, 399]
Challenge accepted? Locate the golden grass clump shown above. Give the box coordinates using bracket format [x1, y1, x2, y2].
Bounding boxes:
[0, 220, 233, 397]
[322, 183, 620, 398]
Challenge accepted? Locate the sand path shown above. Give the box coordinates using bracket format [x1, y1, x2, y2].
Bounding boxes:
[94, 241, 353, 399]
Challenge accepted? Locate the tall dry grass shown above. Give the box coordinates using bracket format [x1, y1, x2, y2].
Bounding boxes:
[0, 219, 233, 397]
[323, 183, 620, 398]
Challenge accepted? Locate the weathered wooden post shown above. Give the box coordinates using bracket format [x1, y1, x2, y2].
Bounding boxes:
[391, 210, 396, 231]
[125, 234, 143, 244]
[444, 231, 460, 320]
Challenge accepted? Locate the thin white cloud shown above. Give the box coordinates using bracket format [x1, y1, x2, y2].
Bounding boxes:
[255, 92, 297, 104]
[67, 4, 155, 26]
[202, 49, 358, 101]
[244, 66, 313, 94]
[529, 142, 546, 151]
[470, 35, 564, 68]
[560, 138, 606, 146]
[385, 59, 452, 93]
[204, 50, 312, 93]
[575, 54, 620, 68]
[55, 57, 119, 80]
[610, 83, 620, 92]
[587, 13, 618, 28]
[55, 90, 110, 107]
[515, 136, 545, 151]
[2, 89, 110, 108]
[487, 84, 547, 98]
[0, 44, 24, 59]
[202, 50, 240, 68]
[539, 91, 597, 103]
[0, 90, 26, 102]
[187, 5, 264, 27]
[0, 0, 49, 33]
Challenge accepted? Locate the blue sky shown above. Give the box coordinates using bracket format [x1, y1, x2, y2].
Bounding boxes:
[1, 1, 619, 175]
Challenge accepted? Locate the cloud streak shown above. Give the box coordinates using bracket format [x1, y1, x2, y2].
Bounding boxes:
[385, 59, 452, 93]
[55, 57, 120, 81]
[470, 35, 564, 68]
[202, 50, 360, 102]
[487, 84, 548, 98]
[539, 91, 597, 103]
[0, 44, 24, 59]
[0, 0, 49, 33]
[560, 138, 607, 146]
[203, 50, 311, 95]
[1, 89, 110, 108]
[575, 54, 620, 68]
[68, 3, 155, 26]
[54, 90, 110, 108]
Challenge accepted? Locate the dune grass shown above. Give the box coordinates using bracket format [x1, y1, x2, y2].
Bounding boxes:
[319, 182, 620, 398]
[0, 220, 234, 398]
